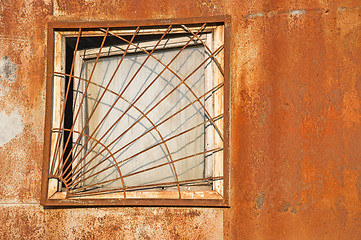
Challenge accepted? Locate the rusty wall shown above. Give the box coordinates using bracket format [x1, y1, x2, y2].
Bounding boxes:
[0, 0, 360, 239]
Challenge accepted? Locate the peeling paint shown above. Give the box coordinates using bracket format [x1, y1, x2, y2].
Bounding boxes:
[338, 6, 361, 11]
[244, 12, 264, 18]
[289, 10, 306, 16]
[290, 207, 297, 214]
[0, 108, 24, 147]
[279, 201, 291, 212]
[244, 8, 312, 18]
[255, 191, 265, 210]
[0, 56, 17, 82]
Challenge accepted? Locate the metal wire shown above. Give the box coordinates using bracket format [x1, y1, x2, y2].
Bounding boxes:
[47, 23, 225, 200]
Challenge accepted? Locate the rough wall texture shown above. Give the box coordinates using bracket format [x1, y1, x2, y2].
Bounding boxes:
[0, 0, 360, 239]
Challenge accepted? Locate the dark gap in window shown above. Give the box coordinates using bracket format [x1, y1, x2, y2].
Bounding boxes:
[62, 39, 74, 186]
[66, 33, 193, 51]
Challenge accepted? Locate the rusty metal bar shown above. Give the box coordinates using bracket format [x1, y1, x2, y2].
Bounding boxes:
[59, 27, 139, 180]
[70, 147, 223, 192]
[181, 24, 224, 76]
[62, 78, 223, 184]
[69, 44, 224, 182]
[51, 29, 82, 175]
[104, 24, 224, 140]
[42, 17, 230, 207]
[52, 127, 126, 197]
[65, 81, 224, 183]
[64, 25, 174, 179]
[67, 114, 223, 188]
[55, 28, 110, 176]
[69, 176, 224, 197]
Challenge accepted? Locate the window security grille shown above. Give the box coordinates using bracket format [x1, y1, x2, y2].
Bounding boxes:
[41, 17, 230, 207]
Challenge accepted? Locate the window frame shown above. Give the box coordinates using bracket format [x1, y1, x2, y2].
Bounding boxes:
[41, 16, 231, 207]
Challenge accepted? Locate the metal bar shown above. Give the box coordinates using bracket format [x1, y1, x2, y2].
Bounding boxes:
[65, 82, 224, 184]
[181, 24, 224, 76]
[67, 114, 223, 188]
[52, 127, 126, 197]
[65, 25, 173, 178]
[61, 76, 223, 184]
[51, 29, 82, 175]
[60, 27, 139, 180]
[104, 24, 225, 141]
[69, 176, 223, 197]
[55, 28, 110, 176]
[69, 23, 200, 169]
[70, 147, 223, 192]
[70, 43, 224, 182]
[59, 26, 184, 197]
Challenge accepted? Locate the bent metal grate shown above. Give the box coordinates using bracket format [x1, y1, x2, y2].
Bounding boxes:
[41, 17, 230, 207]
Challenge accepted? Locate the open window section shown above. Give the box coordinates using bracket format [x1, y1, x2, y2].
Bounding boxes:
[42, 17, 230, 207]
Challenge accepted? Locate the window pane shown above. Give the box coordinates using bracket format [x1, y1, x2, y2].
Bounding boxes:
[81, 46, 208, 189]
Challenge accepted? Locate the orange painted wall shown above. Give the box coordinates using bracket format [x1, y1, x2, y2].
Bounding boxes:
[0, 0, 360, 239]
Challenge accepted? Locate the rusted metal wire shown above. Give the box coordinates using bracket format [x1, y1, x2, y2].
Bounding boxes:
[70, 44, 224, 177]
[42, 17, 230, 207]
[67, 113, 223, 188]
[61, 81, 224, 185]
[55, 28, 110, 176]
[51, 29, 82, 175]
[70, 147, 223, 193]
[62, 25, 174, 180]
[59, 27, 140, 184]
[68, 176, 224, 197]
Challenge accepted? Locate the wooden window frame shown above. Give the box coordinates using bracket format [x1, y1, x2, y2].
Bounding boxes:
[41, 16, 231, 207]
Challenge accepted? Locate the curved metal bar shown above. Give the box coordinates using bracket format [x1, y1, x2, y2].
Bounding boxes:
[68, 113, 223, 193]
[68, 176, 224, 198]
[66, 93, 181, 197]
[105, 26, 224, 141]
[59, 27, 140, 179]
[67, 44, 224, 182]
[52, 128, 126, 198]
[181, 24, 224, 76]
[47, 175, 70, 199]
[56, 28, 110, 176]
[64, 25, 173, 181]
[51, 28, 82, 175]
[54, 72, 223, 197]
[70, 147, 223, 193]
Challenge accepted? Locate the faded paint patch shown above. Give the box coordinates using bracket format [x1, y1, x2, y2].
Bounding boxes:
[289, 10, 306, 16]
[0, 56, 17, 82]
[255, 191, 265, 210]
[279, 201, 291, 212]
[244, 12, 264, 18]
[290, 207, 297, 214]
[0, 109, 24, 147]
[338, 6, 361, 12]
[244, 9, 308, 18]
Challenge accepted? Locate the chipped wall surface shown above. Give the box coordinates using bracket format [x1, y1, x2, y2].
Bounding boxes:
[0, 0, 361, 239]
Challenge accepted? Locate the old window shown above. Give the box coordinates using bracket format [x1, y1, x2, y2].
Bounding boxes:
[41, 17, 230, 207]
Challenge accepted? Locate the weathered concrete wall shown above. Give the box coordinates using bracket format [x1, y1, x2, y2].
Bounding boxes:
[0, 0, 360, 239]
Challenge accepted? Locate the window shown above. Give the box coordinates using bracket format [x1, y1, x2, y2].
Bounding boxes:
[41, 16, 230, 207]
